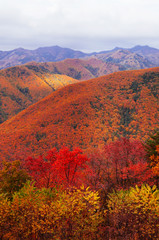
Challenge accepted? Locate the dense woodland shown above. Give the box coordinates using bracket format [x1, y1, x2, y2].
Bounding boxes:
[0, 65, 158, 239]
[0, 132, 159, 239]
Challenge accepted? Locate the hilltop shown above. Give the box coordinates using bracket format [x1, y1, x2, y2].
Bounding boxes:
[0, 67, 158, 160]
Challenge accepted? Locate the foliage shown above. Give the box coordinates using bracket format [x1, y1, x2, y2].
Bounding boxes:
[145, 130, 159, 159]
[0, 182, 102, 239]
[150, 145, 159, 176]
[145, 131, 159, 186]
[0, 68, 158, 160]
[25, 147, 89, 188]
[0, 160, 30, 199]
[88, 138, 153, 192]
[107, 184, 159, 239]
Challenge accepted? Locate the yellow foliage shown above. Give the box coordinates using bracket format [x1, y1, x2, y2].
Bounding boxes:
[0, 183, 102, 239]
[107, 184, 159, 239]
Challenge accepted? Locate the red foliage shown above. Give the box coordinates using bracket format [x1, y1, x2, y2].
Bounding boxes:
[105, 138, 155, 188]
[88, 138, 154, 191]
[25, 147, 89, 188]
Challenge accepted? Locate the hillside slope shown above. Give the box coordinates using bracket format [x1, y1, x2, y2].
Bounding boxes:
[25, 58, 121, 80]
[0, 67, 158, 160]
[0, 65, 77, 123]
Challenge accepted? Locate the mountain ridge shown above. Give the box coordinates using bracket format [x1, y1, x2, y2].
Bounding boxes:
[0, 45, 159, 70]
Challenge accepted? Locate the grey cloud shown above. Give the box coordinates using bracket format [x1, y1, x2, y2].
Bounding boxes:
[0, 0, 159, 51]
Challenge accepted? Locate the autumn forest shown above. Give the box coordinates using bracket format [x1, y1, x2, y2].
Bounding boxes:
[0, 49, 159, 239]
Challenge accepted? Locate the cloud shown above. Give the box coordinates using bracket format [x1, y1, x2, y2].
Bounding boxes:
[0, 0, 159, 51]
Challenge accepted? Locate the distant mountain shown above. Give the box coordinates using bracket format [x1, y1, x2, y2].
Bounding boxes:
[129, 45, 159, 66]
[0, 45, 159, 70]
[0, 67, 158, 160]
[0, 46, 91, 69]
[94, 48, 155, 70]
[0, 65, 77, 123]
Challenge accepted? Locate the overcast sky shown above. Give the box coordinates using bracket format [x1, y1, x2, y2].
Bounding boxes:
[0, 0, 159, 52]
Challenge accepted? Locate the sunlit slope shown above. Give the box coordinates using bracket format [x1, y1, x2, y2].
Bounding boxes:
[0, 65, 78, 123]
[0, 67, 158, 160]
[25, 58, 121, 80]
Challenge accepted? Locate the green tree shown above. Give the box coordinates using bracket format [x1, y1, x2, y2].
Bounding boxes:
[0, 160, 30, 199]
[145, 130, 159, 158]
[145, 130, 159, 186]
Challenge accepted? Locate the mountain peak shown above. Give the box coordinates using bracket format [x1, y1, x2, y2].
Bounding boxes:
[130, 45, 159, 54]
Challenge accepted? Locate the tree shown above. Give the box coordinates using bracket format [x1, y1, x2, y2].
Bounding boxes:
[25, 148, 58, 188]
[104, 138, 152, 188]
[25, 146, 89, 188]
[55, 146, 89, 186]
[107, 184, 159, 239]
[145, 131, 159, 186]
[88, 138, 153, 192]
[145, 130, 159, 159]
[0, 160, 30, 199]
[0, 182, 102, 239]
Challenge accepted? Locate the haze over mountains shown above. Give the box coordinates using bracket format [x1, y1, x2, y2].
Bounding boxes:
[0, 45, 159, 70]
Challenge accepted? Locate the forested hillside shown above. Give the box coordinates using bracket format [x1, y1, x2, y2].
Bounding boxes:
[0, 65, 77, 123]
[0, 67, 158, 160]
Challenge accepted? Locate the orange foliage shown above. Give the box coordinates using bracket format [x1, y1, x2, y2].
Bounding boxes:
[0, 67, 158, 160]
[0, 65, 77, 123]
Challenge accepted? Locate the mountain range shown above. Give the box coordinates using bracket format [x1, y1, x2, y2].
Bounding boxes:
[0, 45, 159, 70]
[0, 67, 158, 160]
[0, 46, 159, 124]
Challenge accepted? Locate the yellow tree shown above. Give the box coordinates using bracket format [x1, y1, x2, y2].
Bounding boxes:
[107, 184, 159, 239]
[0, 182, 103, 239]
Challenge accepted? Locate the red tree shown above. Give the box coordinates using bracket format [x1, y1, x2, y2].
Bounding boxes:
[25, 147, 89, 188]
[88, 138, 154, 191]
[104, 138, 154, 188]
